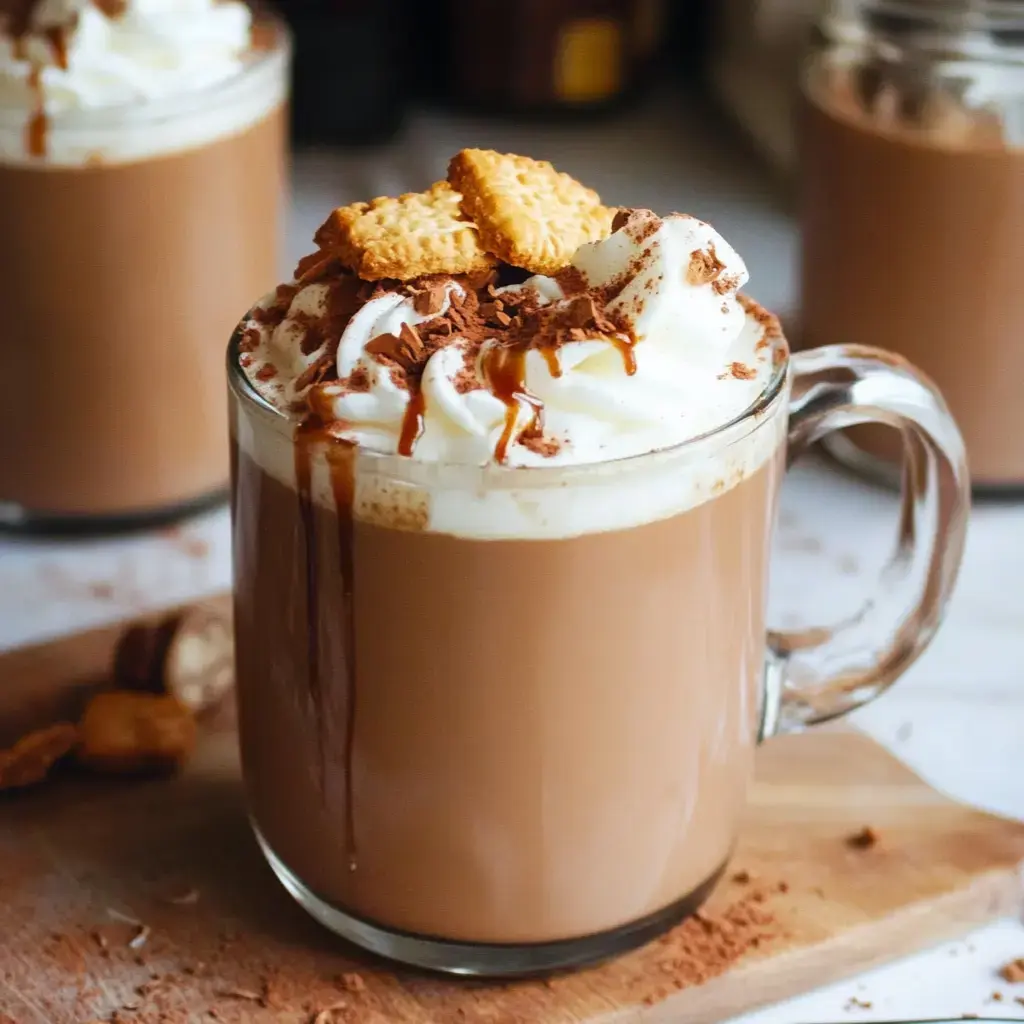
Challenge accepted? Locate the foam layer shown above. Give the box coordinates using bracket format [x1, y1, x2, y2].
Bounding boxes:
[232, 309, 790, 541]
[0, 1, 287, 164]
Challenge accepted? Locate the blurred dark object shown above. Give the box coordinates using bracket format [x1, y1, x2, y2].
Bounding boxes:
[705, 0, 819, 175]
[666, 0, 712, 81]
[443, 0, 668, 118]
[275, 0, 410, 146]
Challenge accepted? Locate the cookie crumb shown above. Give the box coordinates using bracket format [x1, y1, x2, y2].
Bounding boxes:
[846, 826, 879, 849]
[999, 957, 1024, 983]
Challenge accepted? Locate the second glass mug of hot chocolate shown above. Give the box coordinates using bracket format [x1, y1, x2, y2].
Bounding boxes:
[228, 314, 968, 975]
[0, 6, 289, 530]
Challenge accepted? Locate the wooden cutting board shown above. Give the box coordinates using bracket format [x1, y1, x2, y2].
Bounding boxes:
[1, 606, 1023, 1024]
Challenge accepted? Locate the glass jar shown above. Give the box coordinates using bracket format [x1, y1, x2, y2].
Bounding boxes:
[0, 21, 291, 532]
[797, 0, 1024, 493]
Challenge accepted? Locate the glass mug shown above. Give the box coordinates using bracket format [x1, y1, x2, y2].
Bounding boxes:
[0, 21, 290, 531]
[227, 318, 968, 976]
[799, 0, 1024, 493]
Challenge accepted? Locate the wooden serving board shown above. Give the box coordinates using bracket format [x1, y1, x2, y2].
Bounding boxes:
[1, 610, 1023, 1024]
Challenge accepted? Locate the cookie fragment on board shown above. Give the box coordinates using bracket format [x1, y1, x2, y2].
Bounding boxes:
[0, 723, 79, 791]
[77, 692, 196, 775]
[315, 181, 497, 281]
[447, 148, 616, 274]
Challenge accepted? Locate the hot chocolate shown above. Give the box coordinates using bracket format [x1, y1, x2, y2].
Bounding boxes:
[0, 0, 288, 526]
[230, 148, 969, 974]
[799, 27, 1024, 490]
[232, 148, 787, 961]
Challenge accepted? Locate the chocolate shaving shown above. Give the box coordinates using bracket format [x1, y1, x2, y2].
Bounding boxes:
[568, 294, 598, 327]
[612, 208, 632, 232]
[398, 322, 425, 364]
[413, 282, 447, 316]
[366, 333, 406, 366]
[294, 250, 343, 286]
[294, 352, 337, 392]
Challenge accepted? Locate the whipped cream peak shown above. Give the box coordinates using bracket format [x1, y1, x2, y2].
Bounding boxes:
[241, 205, 778, 470]
[573, 208, 749, 359]
[0, 0, 256, 130]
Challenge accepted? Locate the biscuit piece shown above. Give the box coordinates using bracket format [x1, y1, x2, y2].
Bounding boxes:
[448, 149, 615, 274]
[0, 723, 79, 791]
[78, 692, 196, 775]
[314, 181, 496, 282]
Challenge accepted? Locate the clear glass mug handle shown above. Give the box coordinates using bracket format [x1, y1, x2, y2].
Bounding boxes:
[759, 344, 971, 739]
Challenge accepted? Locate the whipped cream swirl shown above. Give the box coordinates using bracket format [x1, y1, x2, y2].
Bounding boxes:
[0, 0, 253, 113]
[243, 210, 779, 469]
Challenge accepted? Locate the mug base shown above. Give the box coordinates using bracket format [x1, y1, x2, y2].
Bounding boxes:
[254, 824, 727, 977]
[821, 433, 1024, 501]
[0, 486, 229, 537]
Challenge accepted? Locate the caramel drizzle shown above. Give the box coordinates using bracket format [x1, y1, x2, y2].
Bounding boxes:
[539, 346, 562, 378]
[397, 388, 426, 458]
[610, 335, 638, 376]
[481, 345, 545, 465]
[25, 62, 46, 157]
[6, 4, 97, 158]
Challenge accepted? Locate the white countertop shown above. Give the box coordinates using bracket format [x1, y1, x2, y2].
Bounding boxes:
[1, 91, 1022, 1021]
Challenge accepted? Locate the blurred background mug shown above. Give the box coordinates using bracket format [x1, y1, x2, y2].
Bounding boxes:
[0, 15, 290, 530]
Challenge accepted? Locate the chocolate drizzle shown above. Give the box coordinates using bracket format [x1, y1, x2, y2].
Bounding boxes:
[3, 0, 134, 159]
[44, 25, 68, 68]
[328, 440, 359, 874]
[294, 421, 360, 871]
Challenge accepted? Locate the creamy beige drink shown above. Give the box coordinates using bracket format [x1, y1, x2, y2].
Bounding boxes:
[0, 0, 288, 527]
[799, 35, 1024, 490]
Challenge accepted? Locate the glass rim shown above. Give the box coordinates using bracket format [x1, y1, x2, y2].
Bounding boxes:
[822, 0, 1024, 32]
[0, 14, 291, 127]
[226, 313, 792, 479]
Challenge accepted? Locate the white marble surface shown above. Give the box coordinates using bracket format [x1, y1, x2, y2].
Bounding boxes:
[1, 91, 1022, 1021]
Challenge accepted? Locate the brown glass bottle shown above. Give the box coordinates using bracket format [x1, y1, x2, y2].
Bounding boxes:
[444, 0, 666, 117]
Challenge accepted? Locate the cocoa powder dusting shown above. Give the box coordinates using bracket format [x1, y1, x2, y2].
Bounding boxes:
[738, 293, 783, 340]
[4, 877, 785, 1023]
[519, 434, 563, 458]
[687, 245, 726, 287]
[648, 889, 778, 991]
